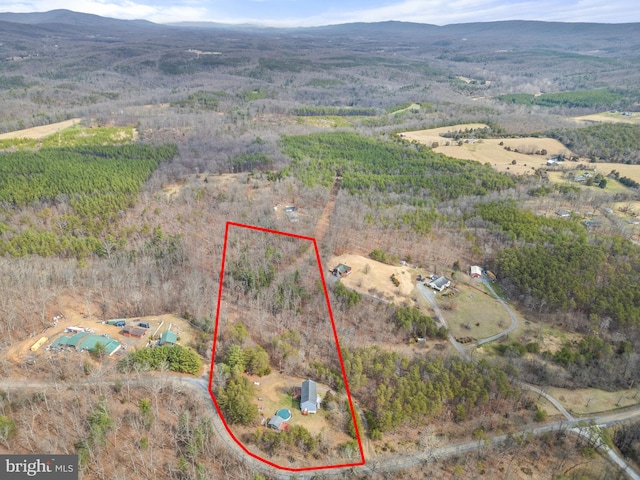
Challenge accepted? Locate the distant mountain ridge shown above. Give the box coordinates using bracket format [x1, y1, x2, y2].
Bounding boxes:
[1, 9, 639, 33]
[0, 9, 639, 53]
[0, 9, 155, 28]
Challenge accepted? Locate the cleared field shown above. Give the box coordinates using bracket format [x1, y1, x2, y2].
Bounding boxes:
[329, 253, 417, 305]
[400, 123, 576, 176]
[546, 171, 631, 194]
[0, 118, 81, 140]
[6, 292, 193, 365]
[546, 386, 640, 415]
[402, 123, 640, 183]
[438, 278, 512, 340]
[613, 200, 640, 217]
[297, 116, 353, 128]
[603, 163, 640, 184]
[247, 373, 344, 439]
[390, 103, 421, 115]
[233, 372, 352, 468]
[573, 111, 640, 125]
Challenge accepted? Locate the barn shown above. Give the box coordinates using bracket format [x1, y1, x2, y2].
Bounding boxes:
[121, 325, 147, 338]
[49, 332, 121, 356]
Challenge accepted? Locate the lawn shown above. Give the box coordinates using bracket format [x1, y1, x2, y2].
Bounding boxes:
[248, 372, 350, 442]
[546, 171, 631, 194]
[546, 386, 640, 415]
[437, 277, 512, 341]
[573, 111, 640, 125]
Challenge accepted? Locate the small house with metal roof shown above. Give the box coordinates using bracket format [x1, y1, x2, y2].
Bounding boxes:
[159, 330, 178, 346]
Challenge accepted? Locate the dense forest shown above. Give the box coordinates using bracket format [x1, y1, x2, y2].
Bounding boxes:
[0, 130, 176, 257]
[498, 88, 625, 108]
[474, 201, 640, 337]
[280, 132, 515, 234]
[548, 123, 640, 164]
[343, 346, 520, 438]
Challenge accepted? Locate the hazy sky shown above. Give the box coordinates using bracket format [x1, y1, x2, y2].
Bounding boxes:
[1, 0, 639, 27]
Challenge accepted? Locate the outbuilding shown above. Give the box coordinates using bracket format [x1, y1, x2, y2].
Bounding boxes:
[49, 332, 121, 356]
[470, 266, 482, 278]
[331, 264, 352, 277]
[159, 330, 178, 346]
[121, 325, 147, 338]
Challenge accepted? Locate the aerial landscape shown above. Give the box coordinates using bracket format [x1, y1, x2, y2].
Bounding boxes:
[1, 2, 640, 479]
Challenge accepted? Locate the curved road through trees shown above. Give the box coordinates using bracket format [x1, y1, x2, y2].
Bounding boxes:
[415, 279, 640, 479]
[2, 375, 640, 479]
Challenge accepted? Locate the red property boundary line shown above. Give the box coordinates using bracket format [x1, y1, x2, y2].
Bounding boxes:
[208, 221, 366, 472]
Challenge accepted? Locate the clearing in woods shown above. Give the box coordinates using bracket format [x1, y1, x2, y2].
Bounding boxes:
[0, 118, 81, 140]
[437, 278, 512, 341]
[328, 253, 417, 305]
[400, 123, 575, 176]
[6, 291, 193, 369]
[401, 123, 640, 183]
[573, 111, 640, 125]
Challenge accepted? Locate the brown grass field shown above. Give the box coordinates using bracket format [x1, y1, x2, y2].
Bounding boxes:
[573, 111, 640, 125]
[400, 123, 572, 176]
[329, 253, 418, 305]
[438, 278, 512, 340]
[401, 123, 640, 184]
[546, 385, 640, 415]
[0, 118, 81, 140]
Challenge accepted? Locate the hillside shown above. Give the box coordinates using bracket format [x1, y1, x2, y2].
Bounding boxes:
[1, 9, 640, 480]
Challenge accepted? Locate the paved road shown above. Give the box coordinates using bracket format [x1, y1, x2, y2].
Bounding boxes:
[416, 282, 470, 359]
[519, 382, 575, 421]
[414, 280, 640, 480]
[2, 376, 640, 479]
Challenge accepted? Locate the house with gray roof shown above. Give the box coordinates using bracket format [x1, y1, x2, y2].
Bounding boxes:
[427, 276, 451, 292]
[300, 379, 318, 414]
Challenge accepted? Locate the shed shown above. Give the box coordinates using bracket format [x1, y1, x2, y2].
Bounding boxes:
[159, 330, 178, 346]
[428, 276, 451, 292]
[121, 325, 147, 338]
[470, 266, 482, 278]
[301, 379, 318, 414]
[66, 326, 85, 333]
[30, 337, 48, 352]
[268, 416, 285, 431]
[331, 264, 352, 277]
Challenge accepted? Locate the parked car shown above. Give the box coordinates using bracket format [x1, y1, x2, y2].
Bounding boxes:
[114, 320, 126, 327]
[138, 322, 150, 328]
